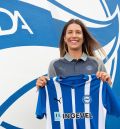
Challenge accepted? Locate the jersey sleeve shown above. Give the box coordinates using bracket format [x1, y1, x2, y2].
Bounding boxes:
[36, 87, 46, 119]
[102, 83, 120, 117]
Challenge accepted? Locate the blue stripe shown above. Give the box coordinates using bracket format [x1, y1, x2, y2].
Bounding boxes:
[48, 0, 112, 24]
[0, 80, 36, 116]
[103, 15, 119, 63]
[110, 59, 115, 77]
[90, 76, 101, 129]
[47, 79, 60, 129]
[75, 80, 85, 129]
[61, 83, 73, 129]
[100, 0, 109, 17]
[36, 87, 46, 119]
[1, 121, 22, 129]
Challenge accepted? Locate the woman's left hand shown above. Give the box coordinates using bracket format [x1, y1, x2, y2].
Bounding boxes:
[96, 71, 112, 86]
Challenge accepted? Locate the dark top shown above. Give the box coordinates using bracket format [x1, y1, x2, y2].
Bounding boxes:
[48, 53, 106, 77]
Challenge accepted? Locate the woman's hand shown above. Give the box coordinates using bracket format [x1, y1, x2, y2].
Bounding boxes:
[96, 71, 112, 86]
[36, 76, 49, 89]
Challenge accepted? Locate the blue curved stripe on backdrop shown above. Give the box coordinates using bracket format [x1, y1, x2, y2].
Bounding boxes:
[100, 0, 120, 15]
[48, 0, 119, 47]
[48, 0, 114, 24]
[100, 0, 109, 17]
[0, 0, 119, 50]
[0, 79, 36, 116]
[100, 2, 120, 128]
[106, 48, 120, 129]
[88, 13, 119, 47]
[1, 121, 22, 129]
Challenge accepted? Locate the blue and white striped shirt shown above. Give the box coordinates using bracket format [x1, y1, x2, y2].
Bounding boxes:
[36, 74, 120, 129]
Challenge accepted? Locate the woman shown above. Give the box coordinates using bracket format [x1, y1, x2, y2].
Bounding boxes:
[36, 19, 112, 87]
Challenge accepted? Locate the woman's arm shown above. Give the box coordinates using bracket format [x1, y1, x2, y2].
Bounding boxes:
[97, 58, 112, 85]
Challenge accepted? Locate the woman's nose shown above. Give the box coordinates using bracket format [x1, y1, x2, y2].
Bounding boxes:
[71, 32, 76, 37]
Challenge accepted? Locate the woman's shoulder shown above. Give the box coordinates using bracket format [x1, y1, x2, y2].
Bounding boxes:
[88, 55, 106, 72]
[49, 57, 64, 65]
[87, 55, 104, 63]
[48, 57, 64, 77]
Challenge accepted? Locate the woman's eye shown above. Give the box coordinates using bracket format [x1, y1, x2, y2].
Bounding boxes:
[76, 31, 81, 34]
[67, 31, 72, 34]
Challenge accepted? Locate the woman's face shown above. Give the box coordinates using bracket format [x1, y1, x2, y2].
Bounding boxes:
[64, 23, 84, 51]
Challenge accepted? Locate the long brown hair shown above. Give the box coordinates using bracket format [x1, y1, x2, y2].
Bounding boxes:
[59, 19, 105, 57]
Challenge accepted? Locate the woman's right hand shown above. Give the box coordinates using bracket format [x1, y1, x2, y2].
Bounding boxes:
[36, 76, 49, 89]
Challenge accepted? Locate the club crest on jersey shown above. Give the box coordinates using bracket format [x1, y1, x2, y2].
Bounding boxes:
[82, 95, 92, 104]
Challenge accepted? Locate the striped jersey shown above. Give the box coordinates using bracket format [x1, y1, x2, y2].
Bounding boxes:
[36, 74, 120, 129]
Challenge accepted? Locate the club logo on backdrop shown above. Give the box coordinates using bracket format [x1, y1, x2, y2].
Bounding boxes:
[0, 8, 33, 35]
